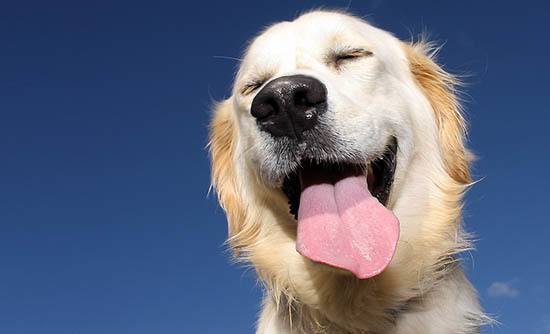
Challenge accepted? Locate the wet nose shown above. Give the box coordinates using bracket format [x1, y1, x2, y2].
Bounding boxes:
[250, 75, 327, 139]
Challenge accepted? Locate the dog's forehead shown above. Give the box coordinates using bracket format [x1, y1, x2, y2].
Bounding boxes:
[234, 11, 411, 91]
[242, 13, 368, 65]
[237, 12, 402, 76]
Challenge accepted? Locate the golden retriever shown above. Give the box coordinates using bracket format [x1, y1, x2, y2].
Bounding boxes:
[209, 11, 486, 334]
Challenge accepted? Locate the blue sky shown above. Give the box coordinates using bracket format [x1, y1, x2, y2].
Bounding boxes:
[1, 1, 549, 333]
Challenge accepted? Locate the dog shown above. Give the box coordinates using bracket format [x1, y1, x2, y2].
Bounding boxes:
[209, 10, 486, 334]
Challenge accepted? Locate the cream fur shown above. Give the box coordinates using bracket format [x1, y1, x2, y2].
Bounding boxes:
[209, 11, 486, 334]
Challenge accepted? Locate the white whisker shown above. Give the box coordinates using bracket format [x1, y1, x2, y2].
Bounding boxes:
[213, 55, 243, 62]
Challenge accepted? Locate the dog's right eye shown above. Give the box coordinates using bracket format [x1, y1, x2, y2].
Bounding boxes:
[240, 80, 266, 96]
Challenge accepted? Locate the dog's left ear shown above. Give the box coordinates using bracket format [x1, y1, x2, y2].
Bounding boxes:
[404, 42, 472, 185]
[209, 99, 259, 255]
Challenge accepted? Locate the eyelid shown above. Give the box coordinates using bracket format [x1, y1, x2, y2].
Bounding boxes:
[240, 78, 267, 95]
[340, 48, 373, 57]
[331, 47, 373, 65]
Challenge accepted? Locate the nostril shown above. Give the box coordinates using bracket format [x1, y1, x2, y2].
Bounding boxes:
[293, 89, 310, 107]
[251, 97, 278, 120]
[293, 84, 327, 109]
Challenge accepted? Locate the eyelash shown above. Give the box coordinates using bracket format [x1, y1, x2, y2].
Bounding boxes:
[333, 48, 373, 66]
[241, 79, 266, 95]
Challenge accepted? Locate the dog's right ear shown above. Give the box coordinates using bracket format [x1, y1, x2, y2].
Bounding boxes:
[209, 99, 258, 255]
[403, 42, 472, 185]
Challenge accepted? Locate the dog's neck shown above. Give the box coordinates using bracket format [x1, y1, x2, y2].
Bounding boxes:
[258, 263, 485, 334]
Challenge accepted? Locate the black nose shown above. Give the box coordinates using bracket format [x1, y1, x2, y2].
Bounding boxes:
[250, 75, 327, 139]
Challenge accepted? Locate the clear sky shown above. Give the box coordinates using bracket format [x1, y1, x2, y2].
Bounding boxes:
[1, 1, 549, 333]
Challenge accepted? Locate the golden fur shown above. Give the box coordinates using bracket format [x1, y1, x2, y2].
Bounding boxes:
[209, 11, 485, 334]
[404, 43, 472, 184]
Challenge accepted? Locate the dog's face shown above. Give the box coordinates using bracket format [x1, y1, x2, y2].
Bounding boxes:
[210, 10, 470, 301]
[234, 12, 414, 189]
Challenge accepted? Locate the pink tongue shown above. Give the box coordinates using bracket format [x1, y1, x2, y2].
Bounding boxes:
[296, 172, 400, 279]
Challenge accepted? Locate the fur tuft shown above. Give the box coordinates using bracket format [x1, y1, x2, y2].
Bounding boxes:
[209, 99, 260, 256]
[404, 41, 473, 185]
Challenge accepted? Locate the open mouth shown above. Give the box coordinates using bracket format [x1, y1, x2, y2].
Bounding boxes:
[280, 137, 400, 279]
[282, 137, 398, 218]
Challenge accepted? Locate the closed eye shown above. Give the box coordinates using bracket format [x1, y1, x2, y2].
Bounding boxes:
[331, 48, 373, 68]
[240, 78, 267, 96]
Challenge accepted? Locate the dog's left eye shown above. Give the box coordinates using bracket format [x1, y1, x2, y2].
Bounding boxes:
[333, 48, 373, 67]
[240, 79, 266, 96]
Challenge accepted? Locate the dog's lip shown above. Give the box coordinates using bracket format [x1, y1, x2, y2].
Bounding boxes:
[282, 137, 398, 219]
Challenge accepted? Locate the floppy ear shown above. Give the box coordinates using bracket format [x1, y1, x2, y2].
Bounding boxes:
[209, 99, 259, 255]
[404, 42, 472, 185]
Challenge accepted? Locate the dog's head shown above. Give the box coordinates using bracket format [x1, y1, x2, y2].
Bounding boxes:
[210, 10, 471, 306]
